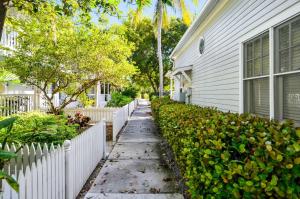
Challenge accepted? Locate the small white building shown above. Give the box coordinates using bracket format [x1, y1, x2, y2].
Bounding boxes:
[170, 0, 300, 125]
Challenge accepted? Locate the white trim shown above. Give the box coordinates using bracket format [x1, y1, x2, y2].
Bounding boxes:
[171, 65, 193, 76]
[239, 2, 300, 43]
[269, 27, 274, 119]
[273, 70, 300, 76]
[239, 42, 243, 114]
[181, 71, 192, 83]
[170, 0, 218, 58]
[243, 75, 270, 81]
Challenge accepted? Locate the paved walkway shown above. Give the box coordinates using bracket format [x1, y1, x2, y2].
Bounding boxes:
[85, 100, 183, 199]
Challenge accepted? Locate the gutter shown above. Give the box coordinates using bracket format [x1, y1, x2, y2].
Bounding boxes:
[170, 0, 219, 59]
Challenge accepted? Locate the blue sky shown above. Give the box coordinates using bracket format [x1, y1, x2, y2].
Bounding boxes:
[107, 0, 207, 24]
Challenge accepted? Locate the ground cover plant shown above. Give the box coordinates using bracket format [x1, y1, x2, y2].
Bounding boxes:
[0, 112, 78, 145]
[151, 98, 300, 198]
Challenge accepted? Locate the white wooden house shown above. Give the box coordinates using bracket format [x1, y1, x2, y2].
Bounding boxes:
[169, 0, 300, 126]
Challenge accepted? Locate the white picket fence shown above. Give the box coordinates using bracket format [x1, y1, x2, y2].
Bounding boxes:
[64, 107, 119, 122]
[112, 100, 137, 141]
[1, 120, 106, 199]
[65, 100, 138, 142]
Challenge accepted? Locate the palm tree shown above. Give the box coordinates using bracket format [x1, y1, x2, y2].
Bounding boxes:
[135, 0, 194, 97]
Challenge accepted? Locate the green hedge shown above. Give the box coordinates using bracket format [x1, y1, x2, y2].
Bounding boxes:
[151, 98, 300, 198]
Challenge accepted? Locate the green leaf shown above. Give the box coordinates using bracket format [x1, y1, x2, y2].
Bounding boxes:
[0, 117, 17, 130]
[0, 171, 19, 192]
[270, 175, 278, 186]
[239, 144, 246, 153]
[0, 150, 17, 160]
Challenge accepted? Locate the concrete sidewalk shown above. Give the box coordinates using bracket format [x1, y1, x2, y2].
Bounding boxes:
[85, 100, 183, 199]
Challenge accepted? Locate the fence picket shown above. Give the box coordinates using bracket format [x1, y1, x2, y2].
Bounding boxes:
[50, 144, 55, 198]
[18, 170, 25, 199]
[36, 159, 43, 199]
[23, 145, 30, 171]
[31, 162, 38, 199]
[41, 156, 47, 199]
[25, 166, 32, 199]
[29, 144, 36, 167]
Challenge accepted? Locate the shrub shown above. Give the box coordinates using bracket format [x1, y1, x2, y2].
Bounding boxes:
[67, 112, 91, 128]
[152, 100, 300, 198]
[151, 96, 178, 122]
[121, 86, 138, 99]
[106, 92, 132, 107]
[0, 112, 78, 145]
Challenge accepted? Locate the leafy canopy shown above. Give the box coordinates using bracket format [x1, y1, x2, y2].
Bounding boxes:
[118, 17, 187, 92]
[1, 4, 136, 114]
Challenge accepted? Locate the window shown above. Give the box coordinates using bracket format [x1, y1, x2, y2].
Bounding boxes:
[199, 38, 205, 55]
[242, 15, 300, 126]
[275, 16, 300, 125]
[243, 32, 270, 117]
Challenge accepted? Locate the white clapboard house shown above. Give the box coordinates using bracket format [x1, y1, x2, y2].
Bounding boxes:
[169, 0, 300, 126]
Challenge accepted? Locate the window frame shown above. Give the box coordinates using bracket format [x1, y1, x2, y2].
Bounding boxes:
[275, 15, 300, 73]
[242, 31, 270, 117]
[240, 11, 300, 124]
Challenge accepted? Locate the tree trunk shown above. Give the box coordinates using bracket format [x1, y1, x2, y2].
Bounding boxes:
[157, 0, 164, 98]
[0, 1, 8, 41]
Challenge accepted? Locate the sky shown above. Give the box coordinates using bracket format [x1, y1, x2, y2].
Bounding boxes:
[107, 0, 207, 24]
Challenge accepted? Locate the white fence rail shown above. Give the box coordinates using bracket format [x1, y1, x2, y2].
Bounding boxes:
[64, 107, 119, 122]
[65, 100, 138, 141]
[112, 100, 137, 141]
[1, 120, 106, 199]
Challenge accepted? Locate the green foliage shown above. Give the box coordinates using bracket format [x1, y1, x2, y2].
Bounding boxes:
[78, 93, 95, 107]
[106, 92, 133, 107]
[0, 117, 19, 192]
[151, 99, 300, 198]
[1, 5, 136, 114]
[119, 18, 187, 92]
[121, 86, 138, 99]
[0, 112, 78, 145]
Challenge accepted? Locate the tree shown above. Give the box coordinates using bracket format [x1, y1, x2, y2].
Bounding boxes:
[0, 0, 121, 41]
[133, 0, 194, 97]
[120, 17, 187, 93]
[0, 5, 136, 114]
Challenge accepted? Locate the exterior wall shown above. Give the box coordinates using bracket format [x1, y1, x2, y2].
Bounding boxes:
[173, 0, 300, 113]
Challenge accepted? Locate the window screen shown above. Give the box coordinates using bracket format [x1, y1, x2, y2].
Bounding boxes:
[243, 32, 270, 117]
[244, 32, 269, 78]
[244, 78, 270, 117]
[276, 16, 300, 73]
[274, 15, 300, 126]
[275, 73, 300, 125]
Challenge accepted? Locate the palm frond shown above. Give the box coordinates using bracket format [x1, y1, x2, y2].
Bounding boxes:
[162, 5, 170, 29]
[192, 0, 199, 6]
[179, 0, 192, 25]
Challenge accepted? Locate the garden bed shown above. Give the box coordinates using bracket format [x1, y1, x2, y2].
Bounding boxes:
[0, 111, 93, 145]
[151, 97, 300, 198]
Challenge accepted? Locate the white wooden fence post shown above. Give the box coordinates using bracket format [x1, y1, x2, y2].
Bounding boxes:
[64, 140, 73, 199]
[102, 120, 107, 159]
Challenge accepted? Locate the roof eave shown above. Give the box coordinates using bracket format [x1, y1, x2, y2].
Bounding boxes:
[170, 0, 219, 59]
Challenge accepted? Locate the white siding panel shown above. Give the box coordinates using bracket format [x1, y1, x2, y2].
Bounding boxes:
[174, 0, 300, 112]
